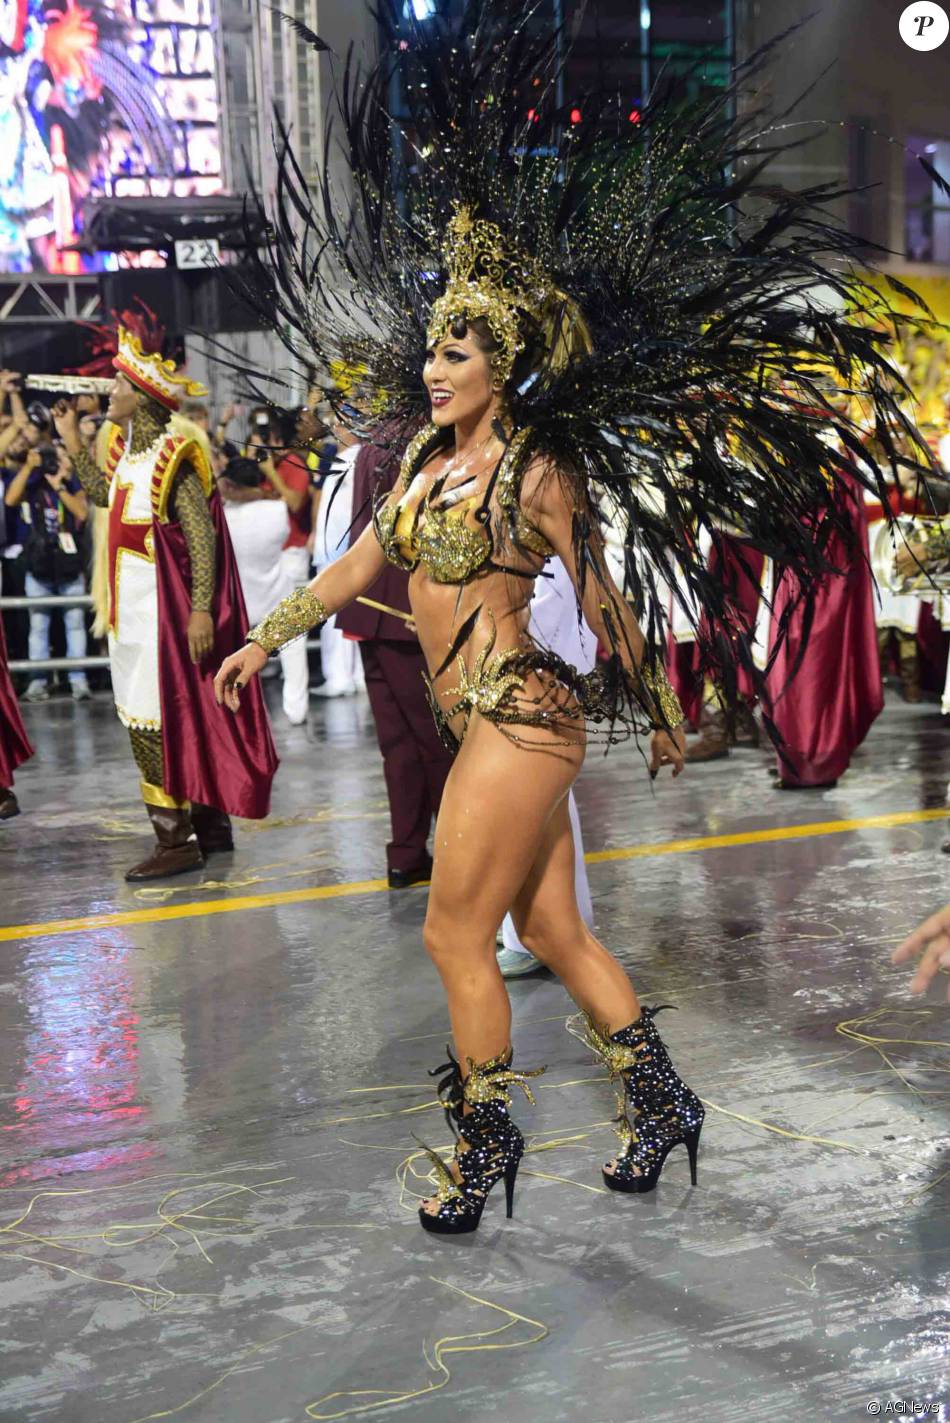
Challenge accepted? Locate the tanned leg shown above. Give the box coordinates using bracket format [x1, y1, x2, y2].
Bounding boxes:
[508, 798, 644, 1177]
[419, 713, 582, 1213]
[509, 797, 640, 1030]
[422, 715, 583, 1066]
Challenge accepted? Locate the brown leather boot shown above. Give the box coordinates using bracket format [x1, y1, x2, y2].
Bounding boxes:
[899, 648, 922, 703]
[190, 803, 234, 855]
[685, 710, 730, 762]
[125, 804, 205, 881]
[0, 788, 20, 820]
[877, 627, 892, 676]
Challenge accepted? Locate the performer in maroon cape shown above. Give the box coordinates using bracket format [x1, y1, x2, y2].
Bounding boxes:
[335, 432, 454, 886]
[766, 472, 883, 788]
[53, 330, 278, 879]
[0, 611, 33, 819]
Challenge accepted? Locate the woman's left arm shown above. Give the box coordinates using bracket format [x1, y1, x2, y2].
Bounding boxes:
[522, 460, 686, 777]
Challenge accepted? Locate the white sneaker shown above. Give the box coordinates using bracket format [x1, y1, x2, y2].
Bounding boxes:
[496, 945, 546, 978]
[24, 682, 49, 702]
[313, 681, 356, 698]
[71, 684, 92, 702]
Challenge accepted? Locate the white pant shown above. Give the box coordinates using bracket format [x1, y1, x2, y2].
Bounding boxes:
[278, 546, 311, 723]
[319, 615, 364, 692]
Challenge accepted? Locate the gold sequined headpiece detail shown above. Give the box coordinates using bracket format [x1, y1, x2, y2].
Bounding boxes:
[426, 205, 554, 384]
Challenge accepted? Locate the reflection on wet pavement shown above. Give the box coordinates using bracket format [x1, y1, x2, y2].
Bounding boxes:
[0, 690, 947, 1421]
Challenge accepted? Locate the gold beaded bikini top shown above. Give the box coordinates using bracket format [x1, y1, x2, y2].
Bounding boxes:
[374, 425, 554, 584]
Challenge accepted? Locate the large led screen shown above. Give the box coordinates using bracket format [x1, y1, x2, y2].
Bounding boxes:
[0, 0, 223, 273]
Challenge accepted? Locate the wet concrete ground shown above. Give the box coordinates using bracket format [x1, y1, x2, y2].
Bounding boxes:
[0, 687, 948, 1423]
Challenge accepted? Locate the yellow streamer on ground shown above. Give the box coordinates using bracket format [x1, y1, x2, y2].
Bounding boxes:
[699, 1101, 864, 1154]
[304, 1277, 548, 1421]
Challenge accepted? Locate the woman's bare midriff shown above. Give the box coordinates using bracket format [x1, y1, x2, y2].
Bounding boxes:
[408, 561, 585, 747]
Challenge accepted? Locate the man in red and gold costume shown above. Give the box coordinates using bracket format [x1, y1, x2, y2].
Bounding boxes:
[53, 330, 277, 879]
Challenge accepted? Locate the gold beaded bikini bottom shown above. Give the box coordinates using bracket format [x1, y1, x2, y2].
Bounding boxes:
[421, 614, 664, 752]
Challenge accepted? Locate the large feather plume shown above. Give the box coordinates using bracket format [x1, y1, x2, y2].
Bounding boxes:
[236, 0, 941, 732]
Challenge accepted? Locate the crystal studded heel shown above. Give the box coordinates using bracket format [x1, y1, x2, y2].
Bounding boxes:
[574, 1005, 705, 1194]
[417, 1047, 544, 1236]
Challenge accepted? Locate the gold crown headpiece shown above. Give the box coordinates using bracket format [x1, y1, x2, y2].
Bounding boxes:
[426, 206, 556, 385]
[113, 328, 207, 411]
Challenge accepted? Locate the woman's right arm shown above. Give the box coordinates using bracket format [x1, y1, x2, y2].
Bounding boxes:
[214, 517, 388, 712]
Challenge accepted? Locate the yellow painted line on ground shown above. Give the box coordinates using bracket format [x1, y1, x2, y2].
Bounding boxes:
[586, 806, 948, 863]
[1, 807, 945, 944]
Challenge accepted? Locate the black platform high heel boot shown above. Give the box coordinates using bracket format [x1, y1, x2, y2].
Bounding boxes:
[575, 1005, 704, 1194]
[417, 1048, 544, 1236]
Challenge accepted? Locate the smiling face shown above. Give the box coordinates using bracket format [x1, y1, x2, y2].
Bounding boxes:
[423, 328, 496, 429]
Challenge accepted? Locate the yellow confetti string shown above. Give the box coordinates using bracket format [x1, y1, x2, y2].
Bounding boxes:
[698, 1100, 864, 1154]
[133, 854, 330, 902]
[125, 1325, 317, 1423]
[0, 1170, 298, 1313]
[238, 805, 388, 833]
[836, 1006, 950, 1103]
[906, 1167, 950, 1203]
[519, 1167, 608, 1195]
[304, 1277, 548, 1421]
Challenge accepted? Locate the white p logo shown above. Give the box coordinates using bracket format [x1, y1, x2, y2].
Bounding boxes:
[900, 1, 950, 49]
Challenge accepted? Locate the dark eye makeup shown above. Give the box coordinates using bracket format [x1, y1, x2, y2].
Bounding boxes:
[425, 346, 470, 364]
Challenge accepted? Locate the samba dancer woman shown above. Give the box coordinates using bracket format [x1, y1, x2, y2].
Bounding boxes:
[214, 4, 930, 1235]
[216, 249, 698, 1232]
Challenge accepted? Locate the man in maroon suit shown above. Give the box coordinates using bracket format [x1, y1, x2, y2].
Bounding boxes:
[335, 435, 455, 887]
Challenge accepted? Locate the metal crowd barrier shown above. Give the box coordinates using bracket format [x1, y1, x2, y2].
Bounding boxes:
[0, 591, 323, 674]
[0, 591, 108, 674]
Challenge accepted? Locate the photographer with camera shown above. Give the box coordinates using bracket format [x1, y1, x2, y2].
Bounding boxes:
[4, 441, 90, 702]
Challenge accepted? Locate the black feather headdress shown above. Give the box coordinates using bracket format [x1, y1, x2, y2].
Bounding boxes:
[238, 0, 939, 736]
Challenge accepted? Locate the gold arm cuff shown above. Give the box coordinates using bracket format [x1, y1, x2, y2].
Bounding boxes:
[629, 661, 684, 731]
[141, 780, 189, 810]
[247, 588, 329, 654]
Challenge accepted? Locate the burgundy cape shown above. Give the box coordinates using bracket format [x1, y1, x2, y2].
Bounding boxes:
[0, 614, 32, 787]
[667, 536, 766, 729]
[766, 479, 883, 787]
[154, 492, 279, 818]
